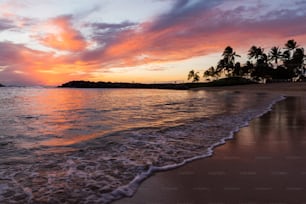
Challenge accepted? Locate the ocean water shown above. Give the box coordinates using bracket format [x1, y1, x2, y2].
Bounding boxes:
[0, 87, 283, 203]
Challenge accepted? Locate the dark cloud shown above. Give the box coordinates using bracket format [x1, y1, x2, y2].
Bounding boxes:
[2, 0, 306, 86]
[76, 0, 306, 72]
[215, 4, 306, 41]
[74, 4, 102, 19]
[148, 0, 306, 48]
[91, 21, 136, 30]
[89, 21, 137, 46]
[0, 42, 23, 63]
[0, 69, 39, 86]
[0, 19, 15, 31]
[52, 1, 306, 66]
[149, 0, 223, 31]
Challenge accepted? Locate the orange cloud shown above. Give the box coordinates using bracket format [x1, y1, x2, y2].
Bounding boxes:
[88, 2, 306, 70]
[97, 17, 231, 68]
[38, 16, 87, 52]
[2, 1, 306, 86]
[0, 41, 100, 86]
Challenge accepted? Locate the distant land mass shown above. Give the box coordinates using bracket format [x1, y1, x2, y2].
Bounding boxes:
[58, 80, 189, 90]
[0, 83, 4, 87]
[58, 78, 257, 90]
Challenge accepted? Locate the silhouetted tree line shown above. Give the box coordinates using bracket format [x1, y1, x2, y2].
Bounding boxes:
[188, 39, 306, 83]
[59, 80, 189, 89]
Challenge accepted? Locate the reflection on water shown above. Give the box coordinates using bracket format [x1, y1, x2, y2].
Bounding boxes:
[0, 87, 284, 203]
[2, 88, 202, 148]
[0, 88, 267, 149]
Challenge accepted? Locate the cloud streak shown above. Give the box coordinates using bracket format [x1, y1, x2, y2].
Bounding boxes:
[0, 18, 14, 31]
[84, 0, 306, 67]
[36, 15, 88, 52]
[1, 0, 306, 85]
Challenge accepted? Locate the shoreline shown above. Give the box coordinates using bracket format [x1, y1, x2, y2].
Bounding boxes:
[115, 83, 306, 204]
[194, 81, 306, 96]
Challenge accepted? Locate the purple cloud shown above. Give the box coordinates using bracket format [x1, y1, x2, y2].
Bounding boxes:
[0, 18, 14, 31]
[148, 0, 224, 31]
[75, 0, 306, 72]
[88, 21, 137, 46]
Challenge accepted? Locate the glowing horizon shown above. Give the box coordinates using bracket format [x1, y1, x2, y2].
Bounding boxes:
[1, 0, 306, 86]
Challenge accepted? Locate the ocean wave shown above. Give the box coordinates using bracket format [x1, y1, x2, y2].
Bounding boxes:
[0, 88, 284, 203]
[103, 94, 285, 203]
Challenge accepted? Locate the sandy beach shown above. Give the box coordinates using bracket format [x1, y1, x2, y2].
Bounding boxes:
[195, 81, 306, 96]
[115, 82, 306, 204]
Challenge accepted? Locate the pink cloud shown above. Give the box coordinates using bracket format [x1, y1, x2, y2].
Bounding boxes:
[82, 0, 306, 69]
[37, 15, 88, 52]
[0, 42, 98, 86]
[2, 0, 306, 86]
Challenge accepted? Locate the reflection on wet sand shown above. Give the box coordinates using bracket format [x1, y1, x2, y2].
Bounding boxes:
[117, 96, 306, 204]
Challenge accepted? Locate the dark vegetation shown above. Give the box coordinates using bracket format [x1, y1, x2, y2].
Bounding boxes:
[59, 78, 256, 90]
[188, 39, 306, 83]
[60, 39, 305, 90]
[186, 77, 257, 88]
[59, 80, 189, 90]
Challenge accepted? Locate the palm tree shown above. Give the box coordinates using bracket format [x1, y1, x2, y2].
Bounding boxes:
[293, 48, 305, 64]
[283, 40, 303, 79]
[243, 61, 254, 76]
[282, 50, 291, 61]
[248, 46, 264, 62]
[260, 53, 268, 64]
[188, 70, 195, 81]
[188, 70, 200, 82]
[285, 39, 298, 51]
[222, 46, 241, 68]
[284, 39, 299, 61]
[269, 46, 282, 66]
[193, 73, 200, 82]
[248, 46, 271, 81]
[292, 48, 305, 77]
[233, 62, 242, 76]
[216, 46, 241, 77]
[203, 66, 219, 80]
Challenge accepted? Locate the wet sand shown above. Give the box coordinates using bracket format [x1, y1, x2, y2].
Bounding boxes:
[116, 83, 306, 204]
[196, 81, 306, 96]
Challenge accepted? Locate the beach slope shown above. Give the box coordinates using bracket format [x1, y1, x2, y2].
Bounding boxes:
[116, 83, 306, 204]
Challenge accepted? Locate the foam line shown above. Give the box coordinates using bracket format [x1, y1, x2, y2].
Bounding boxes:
[104, 95, 285, 203]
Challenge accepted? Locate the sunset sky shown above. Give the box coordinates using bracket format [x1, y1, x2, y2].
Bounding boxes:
[1, 0, 306, 86]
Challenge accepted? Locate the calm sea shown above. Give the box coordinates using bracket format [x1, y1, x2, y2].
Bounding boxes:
[0, 87, 283, 203]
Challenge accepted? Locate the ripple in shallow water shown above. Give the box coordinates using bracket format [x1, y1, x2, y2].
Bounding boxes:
[0, 88, 283, 203]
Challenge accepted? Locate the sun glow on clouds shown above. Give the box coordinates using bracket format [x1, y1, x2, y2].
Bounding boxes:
[36, 16, 88, 52]
[1, 0, 306, 86]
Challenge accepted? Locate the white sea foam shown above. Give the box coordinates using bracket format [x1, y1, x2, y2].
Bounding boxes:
[104, 95, 285, 203]
[0, 88, 284, 203]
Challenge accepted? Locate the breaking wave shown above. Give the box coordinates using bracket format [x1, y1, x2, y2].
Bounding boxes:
[0, 88, 284, 203]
